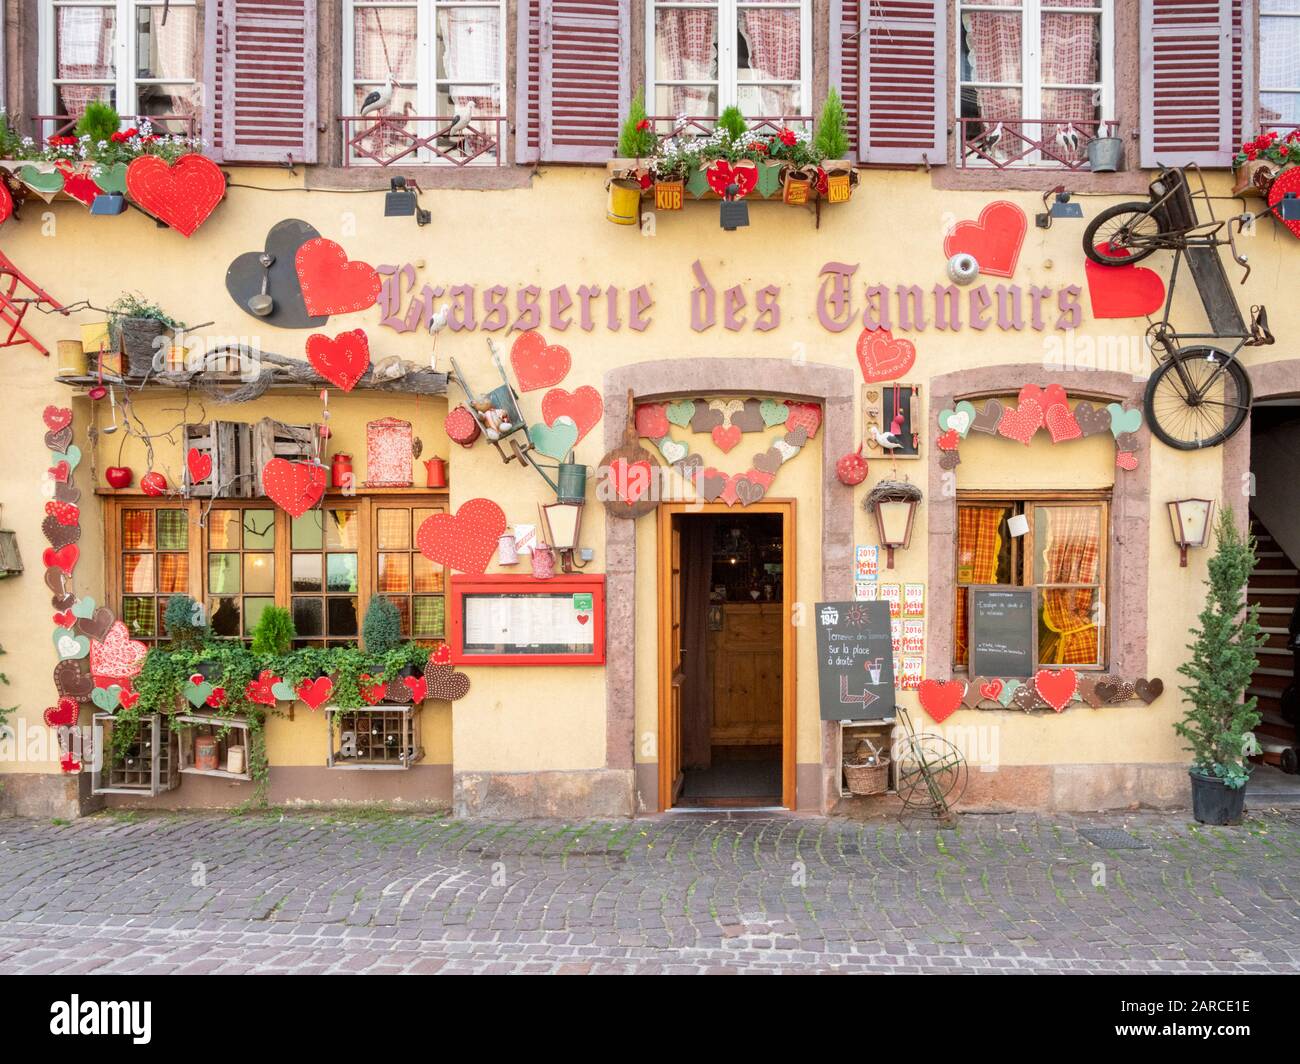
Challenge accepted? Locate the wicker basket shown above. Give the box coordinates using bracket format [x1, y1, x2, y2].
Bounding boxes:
[843, 737, 890, 796]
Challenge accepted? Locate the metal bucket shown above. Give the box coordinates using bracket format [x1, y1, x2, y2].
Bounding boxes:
[557, 462, 589, 503]
[1087, 136, 1124, 173]
[606, 178, 642, 226]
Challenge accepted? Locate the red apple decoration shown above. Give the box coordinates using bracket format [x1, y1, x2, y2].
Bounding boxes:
[105, 466, 134, 490]
[140, 471, 167, 496]
[836, 445, 869, 486]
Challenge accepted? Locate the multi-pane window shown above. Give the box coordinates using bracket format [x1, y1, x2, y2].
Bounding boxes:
[647, 0, 811, 120]
[375, 505, 446, 645]
[957, 0, 1113, 164]
[955, 495, 1109, 669]
[343, 0, 506, 162]
[119, 506, 189, 645]
[207, 507, 277, 640]
[42, 0, 200, 134]
[1261, 0, 1300, 128]
[291, 507, 361, 648]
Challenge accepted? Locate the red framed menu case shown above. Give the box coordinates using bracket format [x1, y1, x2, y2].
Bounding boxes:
[448, 574, 606, 665]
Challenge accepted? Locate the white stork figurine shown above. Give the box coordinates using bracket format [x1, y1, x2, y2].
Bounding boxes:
[870, 412, 906, 452]
[969, 120, 1003, 155]
[1055, 123, 1082, 158]
[360, 75, 398, 117]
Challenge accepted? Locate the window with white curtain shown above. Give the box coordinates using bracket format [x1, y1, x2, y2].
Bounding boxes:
[957, 0, 1113, 165]
[646, 0, 811, 122]
[1260, 0, 1300, 128]
[40, 0, 200, 133]
[343, 0, 505, 162]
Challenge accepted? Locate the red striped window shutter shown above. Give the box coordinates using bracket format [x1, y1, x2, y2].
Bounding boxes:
[1140, 0, 1238, 167]
[521, 0, 629, 164]
[203, 0, 318, 165]
[829, 0, 862, 162]
[858, 1, 947, 165]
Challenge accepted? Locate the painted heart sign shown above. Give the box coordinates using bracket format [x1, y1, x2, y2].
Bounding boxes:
[296, 676, 334, 710]
[88, 621, 148, 681]
[125, 154, 227, 237]
[1085, 243, 1166, 318]
[262, 458, 327, 518]
[295, 238, 382, 317]
[918, 678, 967, 724]
[416, 498, 507, 575]
[306, 328, 371, 391]
[943, 200, 1027, 278]
[509, 331, 571, 392]
[856, 327, 917, 383]
[186, 447, 213, 486]
[705, 161, 758, 199]
[542, 386, 603, 443]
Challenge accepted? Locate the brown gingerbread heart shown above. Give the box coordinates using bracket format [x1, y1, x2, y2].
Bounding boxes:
[1135, 678, 1163, 704]
[1012, 681, 1042, 711]
[425, 663, 471, 701]
[1073, 401, 1112, 437]
[699, 470, 727, 502]
[76, 605, 116, 643]
[385, 675, 414, 703]
[731, 399, 766, 433]
[44, 426, 74, 453]
[55, 481, 81, 505]
[783, 425, 809, 448]
[54, 658, 95, 702]
[971, 398, 1004, 434]
[1076, 676, 1102, 707]
[752, 448, 783, 475]
[689, 400, 724, 433]
[938, 450, 961, 470]
[42, 516, 80, 549]
[734, 477, 766, 506]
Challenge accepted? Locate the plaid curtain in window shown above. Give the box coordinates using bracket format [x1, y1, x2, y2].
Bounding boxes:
[412, 596, 445, 637]
[56, 7, 115, 117]
[657, 8, 718, 113]
[954, 506, 1006, 666]
[438, 9, 500, 115]
[1038, 507, 1101, 664]
[739, 10, 800, 114]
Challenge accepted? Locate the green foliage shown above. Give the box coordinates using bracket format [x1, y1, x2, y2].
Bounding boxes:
[250, 606, 295, 656]
[163, 593, 208, 648]
[717, 106, 748, 142]
[76, 101, 122, 145]
[362, 594, 403, 656]
[1175, 506, 1267, 789]
[814, 88, 850, 162]
[0, 644, 14, 732]
[617, 90, 657, 159]
[108, 293, 187, 340]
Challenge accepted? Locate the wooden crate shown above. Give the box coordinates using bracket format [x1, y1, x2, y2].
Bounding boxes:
[183, 421, 255, 498]
[326, 705, 423, 770]
[91, 713, 180, 796]
[253, 417, 320, 494]
[175, 713, 253, 782]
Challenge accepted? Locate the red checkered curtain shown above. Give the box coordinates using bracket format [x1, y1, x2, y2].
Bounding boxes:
[56, 7, 116, 117]
[954, 506, 1007, 666]
[1041, 2, 1100, 160]
[438, 8, 501, 115]
[658, 8, 718, 114]
[1038, 506, 1102, 665]
[353, 4, 419, 157]
[739, 8, 800, 114]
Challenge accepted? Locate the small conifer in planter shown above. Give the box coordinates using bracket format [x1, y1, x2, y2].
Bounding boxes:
[250, 605, 295, 657]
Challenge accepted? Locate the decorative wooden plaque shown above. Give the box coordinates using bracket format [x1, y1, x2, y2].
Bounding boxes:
[365, 417, 413, 487]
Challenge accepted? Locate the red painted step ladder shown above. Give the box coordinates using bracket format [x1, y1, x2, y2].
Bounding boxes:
[0, 250, 68, 355]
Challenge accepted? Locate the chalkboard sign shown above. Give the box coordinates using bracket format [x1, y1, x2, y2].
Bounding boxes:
[815, 601, 896, 721]
[967, 585, 1038, 678]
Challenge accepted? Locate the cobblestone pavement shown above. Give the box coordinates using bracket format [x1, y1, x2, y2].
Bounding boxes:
[0, 810, 1297, 974]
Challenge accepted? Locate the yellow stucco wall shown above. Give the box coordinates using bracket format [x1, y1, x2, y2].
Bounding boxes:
[1, 162, 1295, 802]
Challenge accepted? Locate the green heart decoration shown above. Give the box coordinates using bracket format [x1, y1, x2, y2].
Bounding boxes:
[658, 437, 688, 464]
[759, 399, 789, 427]
[52, 445, 82, 472]
[91, 685, 123, 712]
[531, 417, 579, 461]
[185, 677, 215, 708]
[686, 166, 711, 200]
[53, 628, 90, 660]
[938, 400, 977, 439]
[755, 161, 783, 199]
[72, 596, 97, 620]
[271, 680, 298, 702]
[666, 400, 696, 428]
[18, 165, 65, 198]
[1106, 403, 1142, 438]
[997, 679, 1022, 707]
[95, 162, 129, 196]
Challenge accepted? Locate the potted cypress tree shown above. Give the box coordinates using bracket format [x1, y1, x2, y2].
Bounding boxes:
[1175, 506, 1266, 825]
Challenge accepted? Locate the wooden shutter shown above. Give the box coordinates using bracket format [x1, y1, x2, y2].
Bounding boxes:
[1140, 0, 1235, 167]
[516, 0, 543, 163]
[859, 1, 947, 165]
[829, 0, 862, 162]
[204, 0, 318, 165]
[527, 0, 629, 163]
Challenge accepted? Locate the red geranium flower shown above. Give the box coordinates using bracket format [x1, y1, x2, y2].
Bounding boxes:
[778, 128, 797, 147]
[636, 118, 652, 132]
[638, 171, 653, 189]
[753, 140, 769, 153]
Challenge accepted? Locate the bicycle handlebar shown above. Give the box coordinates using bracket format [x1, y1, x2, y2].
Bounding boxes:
[1228, 215, 1252, 284]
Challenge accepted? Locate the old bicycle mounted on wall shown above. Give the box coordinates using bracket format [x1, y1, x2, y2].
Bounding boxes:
[1083, 164, 1277, 450]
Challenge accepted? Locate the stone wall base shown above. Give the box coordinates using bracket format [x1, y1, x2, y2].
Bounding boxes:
[454, 769, 634, 818]
[0, 771, 98, 819]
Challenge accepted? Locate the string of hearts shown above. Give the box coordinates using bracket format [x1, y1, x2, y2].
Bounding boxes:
[934, 384, 1144, 472]
[41, 405, 150, 773]
[239, 643, 470, 709]
[917, 670, 1164, 724]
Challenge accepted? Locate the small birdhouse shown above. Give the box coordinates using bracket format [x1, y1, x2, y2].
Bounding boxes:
[365, 417, 414, 487]
[0, 506, 23, 577]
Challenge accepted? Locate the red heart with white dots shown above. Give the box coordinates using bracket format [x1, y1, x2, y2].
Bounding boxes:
[416, 498, 507, 575]
[43, 406, 73, 431]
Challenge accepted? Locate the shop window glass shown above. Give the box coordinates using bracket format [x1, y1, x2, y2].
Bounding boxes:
[120, 506, 190, 645]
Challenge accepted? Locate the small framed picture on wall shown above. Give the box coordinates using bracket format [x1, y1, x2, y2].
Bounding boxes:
[863, 383, 921, 459]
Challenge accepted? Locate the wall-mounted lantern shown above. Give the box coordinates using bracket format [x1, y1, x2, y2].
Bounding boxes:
[1167, 498, 1214, 567]
[541, 500, 587, 573]
[863, 481, 922, 569]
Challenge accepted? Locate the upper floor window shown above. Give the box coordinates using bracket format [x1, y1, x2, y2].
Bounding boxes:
[40, 0, 200, 138]
[1260, 0, 1300, 130]
[646, 0, 811, 122]
[958, 0, 1113, 167]
[342, 0, 506, 165]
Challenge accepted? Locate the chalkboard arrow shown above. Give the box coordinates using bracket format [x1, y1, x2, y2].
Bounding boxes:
[840, 674, 880, 710]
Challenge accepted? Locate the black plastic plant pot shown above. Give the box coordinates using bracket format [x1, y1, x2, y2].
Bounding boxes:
[399, 663, 423, 679]
[1189, 770, 1249, 826]
[194, 661, 223, 683]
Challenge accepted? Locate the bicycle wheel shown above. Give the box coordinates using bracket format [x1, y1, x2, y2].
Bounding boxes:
[1083, 202, 1162, 265]
[895, 733, 968, 815]
[1144, 347, 1253, 449]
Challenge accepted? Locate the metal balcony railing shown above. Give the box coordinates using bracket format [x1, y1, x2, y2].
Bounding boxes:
[645, 114, 813, 139]
[958, 117, 1120, 170]
[339, 114, 507, 167]
[33, 113, 199, 143]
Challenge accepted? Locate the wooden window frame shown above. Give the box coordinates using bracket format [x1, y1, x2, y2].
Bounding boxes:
[1259, 1, 1300, 129]
[104, 495, 447, 647]
[372, 500, 449, 644]
[954, 488, 1111, 671]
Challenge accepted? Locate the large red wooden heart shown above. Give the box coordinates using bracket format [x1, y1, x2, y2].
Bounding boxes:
[295, 237, 381, 316]
[244, 669, 281, 706]
[510, 331, 571, 392]
[43, 545, 79, 574]
[1084, 243, 1166, 318]
[0, 180, 11, 226]
[542, 386, 603, 443]
[608, 457, 654, 506]
[1268, 165, 1300, 240]
[296, 676, 334, 710]
[416, 498, 507, 575]
[1034, 668, 1077, 712]
[186, 447, 212, 486]
[262, 458, 327, 518]
[359, 674, 387, 705]
[44, 697, 80, 728]
[711, 425, 741, 453]
[705, 161, 758, 199]
[943, 200, 1027, 278]
[306, 328, 370, 392]
[918, 678, 967, 724]
[403, 675, 428, 703]
[784, 402, 822, 438]
[997, 398, 1044, 444]
[856, 327, 917, 383]
[43, 406, 73, 431]
[635, 404, 670, 440]
[125, 154, 226, 238]
[89, 620, 148, 681]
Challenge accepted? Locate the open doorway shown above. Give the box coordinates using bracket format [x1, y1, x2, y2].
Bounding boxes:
[657, 503, 795, 810]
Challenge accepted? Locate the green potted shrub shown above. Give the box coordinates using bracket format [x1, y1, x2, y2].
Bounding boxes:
[107, 293, 186, 378]
[1175, 506, 1267, 825]
[812, 89, 857, 203]
[362, 594, 407, 666]
[75, 101, 122, 146]
[250, 605, 295, 656]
